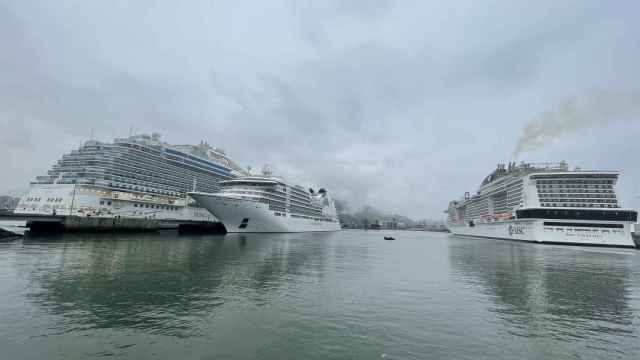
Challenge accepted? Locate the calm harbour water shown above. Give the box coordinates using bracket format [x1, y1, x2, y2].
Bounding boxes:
[1, 230, 639, 359]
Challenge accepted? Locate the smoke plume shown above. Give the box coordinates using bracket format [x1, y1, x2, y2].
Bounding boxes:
[513, 89, 640, 158]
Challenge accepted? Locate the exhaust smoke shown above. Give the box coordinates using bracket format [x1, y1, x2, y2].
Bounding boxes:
[513, 89, 640, 158]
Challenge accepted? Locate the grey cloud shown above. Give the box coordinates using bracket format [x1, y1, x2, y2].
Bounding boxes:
[1, 0, 640, 217]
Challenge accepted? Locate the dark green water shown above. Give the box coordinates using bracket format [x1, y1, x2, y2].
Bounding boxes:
[1, 230, 639, 359]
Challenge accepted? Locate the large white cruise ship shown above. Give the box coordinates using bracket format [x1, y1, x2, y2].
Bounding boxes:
[446, 162, 639, 248]
[189, 173, 341, 233]
[15, 133, 246, 223]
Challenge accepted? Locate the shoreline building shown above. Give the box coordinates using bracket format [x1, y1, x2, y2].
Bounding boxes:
[0, 196, 19, 210]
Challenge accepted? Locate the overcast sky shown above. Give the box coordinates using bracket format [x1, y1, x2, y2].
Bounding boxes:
[1, 0, 639, 219]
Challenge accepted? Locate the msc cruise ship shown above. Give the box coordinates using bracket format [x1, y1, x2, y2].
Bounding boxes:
[446, 162, 639, 247]
[189, 172, 341, 233]
[15, 133, 246, 223]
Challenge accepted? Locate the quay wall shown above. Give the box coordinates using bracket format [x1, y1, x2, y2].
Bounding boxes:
[0, 214, 226, 234]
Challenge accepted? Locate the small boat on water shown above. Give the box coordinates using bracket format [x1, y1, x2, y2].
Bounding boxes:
[384, 236, 395, 241]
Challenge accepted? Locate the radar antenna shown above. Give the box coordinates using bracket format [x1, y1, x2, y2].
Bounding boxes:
[261, 164, 274, 177]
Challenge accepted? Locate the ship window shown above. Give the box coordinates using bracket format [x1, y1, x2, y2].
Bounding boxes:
[100, 201, 104, 205]
[107, 201, 111, 206]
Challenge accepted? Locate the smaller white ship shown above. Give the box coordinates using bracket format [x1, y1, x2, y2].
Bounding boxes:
[189, 171, 340, 233]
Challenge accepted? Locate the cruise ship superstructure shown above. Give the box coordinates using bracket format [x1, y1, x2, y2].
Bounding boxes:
[15, 133, 246, 224]
[446, 162, 638, 247]
[189, 174, 341, 233]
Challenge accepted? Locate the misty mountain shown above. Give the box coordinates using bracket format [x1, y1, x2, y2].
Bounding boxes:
[334, 200, 418, 227]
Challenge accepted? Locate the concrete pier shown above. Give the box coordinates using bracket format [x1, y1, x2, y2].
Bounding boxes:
[0, 214, 226, 234]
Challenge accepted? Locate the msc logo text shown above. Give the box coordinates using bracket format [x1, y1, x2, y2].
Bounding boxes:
[508, 224, 525, 236]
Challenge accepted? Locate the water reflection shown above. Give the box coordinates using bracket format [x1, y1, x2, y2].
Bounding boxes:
[4, 231, 640, 359]
[21, 231, 332, 337]
[448, 237, 639, 345]
[248, 232, 331, 292]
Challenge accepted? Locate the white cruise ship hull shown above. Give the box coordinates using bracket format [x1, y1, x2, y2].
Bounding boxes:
[448, 219, 638, 248]
[189, 192, 341, 233]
